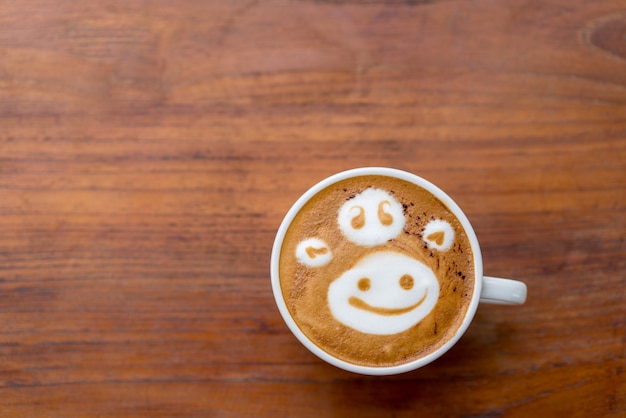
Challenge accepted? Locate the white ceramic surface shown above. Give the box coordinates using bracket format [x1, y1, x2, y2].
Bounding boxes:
[270, 167, 527, 375]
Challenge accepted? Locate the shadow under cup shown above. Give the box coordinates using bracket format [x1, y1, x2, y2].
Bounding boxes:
[271, 168, 521, 375]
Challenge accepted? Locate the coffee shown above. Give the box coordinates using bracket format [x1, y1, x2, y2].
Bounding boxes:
[277, 175, 475, 368]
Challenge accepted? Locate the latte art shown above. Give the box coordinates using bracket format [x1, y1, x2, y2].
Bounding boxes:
[296, 238, 332, 267]
[278, 175, 475, 367]
[337, 188, 405, 247]
[328, 251, 439, 335]
[423, 219, 455, 251]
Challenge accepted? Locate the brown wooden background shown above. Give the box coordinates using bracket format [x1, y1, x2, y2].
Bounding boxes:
[1, 0, 625, 416]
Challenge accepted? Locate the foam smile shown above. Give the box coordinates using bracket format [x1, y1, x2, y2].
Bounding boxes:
[348, 291, 429, 316]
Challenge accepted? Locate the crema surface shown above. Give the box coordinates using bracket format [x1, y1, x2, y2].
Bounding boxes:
[279, 175, 475, 367]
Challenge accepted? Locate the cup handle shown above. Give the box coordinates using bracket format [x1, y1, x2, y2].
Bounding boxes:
[480, 276, 527, 305]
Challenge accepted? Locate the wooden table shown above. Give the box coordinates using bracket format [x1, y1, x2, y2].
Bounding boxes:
[1, 1, 624, 416]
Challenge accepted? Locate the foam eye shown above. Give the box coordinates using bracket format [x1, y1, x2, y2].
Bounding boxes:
[377, 201, 394, 226]
[399, 274, 414, 290]
[350, 206, 365, 229]
[357, 278, 371, 291]
[296, 238, 332, 267]
[423, 219, 455, 251]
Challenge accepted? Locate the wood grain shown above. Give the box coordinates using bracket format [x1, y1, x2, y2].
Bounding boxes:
[1, 0, 625, 416]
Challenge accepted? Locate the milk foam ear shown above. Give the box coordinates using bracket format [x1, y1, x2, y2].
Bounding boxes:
[296, 238, 333, 267]
[327, 251, 440, 335]
[337, 188, 405, 247]
[423, 219, 455, 251]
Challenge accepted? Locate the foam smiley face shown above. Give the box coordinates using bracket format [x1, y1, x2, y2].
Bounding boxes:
[327, 251, 440, 335]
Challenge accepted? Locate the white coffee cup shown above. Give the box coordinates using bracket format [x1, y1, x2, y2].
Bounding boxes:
[270, 167, 527, 375]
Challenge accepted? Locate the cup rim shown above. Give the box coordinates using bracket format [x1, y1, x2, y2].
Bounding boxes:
[270, 167, 483, 375]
